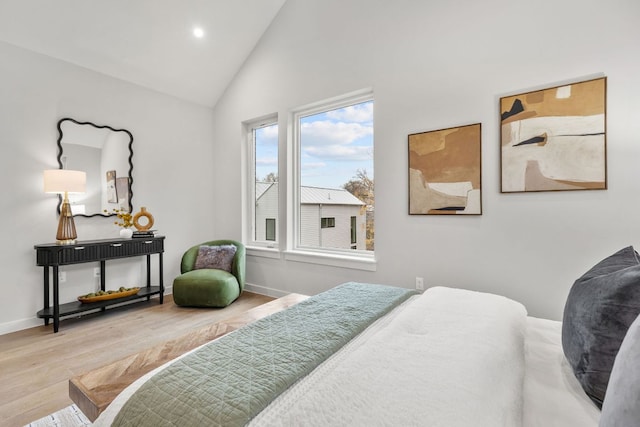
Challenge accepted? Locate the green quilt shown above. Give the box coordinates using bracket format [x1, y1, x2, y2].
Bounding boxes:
[111, 282, 416, 426]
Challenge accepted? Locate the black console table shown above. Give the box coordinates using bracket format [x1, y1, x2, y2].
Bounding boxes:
[35, 236, 165, 333]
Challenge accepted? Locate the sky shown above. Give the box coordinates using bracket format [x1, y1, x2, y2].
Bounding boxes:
[255, 100, 374, 189]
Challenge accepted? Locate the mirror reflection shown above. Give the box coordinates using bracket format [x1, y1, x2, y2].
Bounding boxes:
[57, 118, 133, 217]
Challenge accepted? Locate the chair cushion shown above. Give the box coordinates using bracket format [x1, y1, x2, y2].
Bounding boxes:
[173, 269, 240, 308]
[194, 245, 237, 272]
[562, 246, 640, 407]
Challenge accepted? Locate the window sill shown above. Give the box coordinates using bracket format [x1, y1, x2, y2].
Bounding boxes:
[246, 246, 377, 271]
[283, 249, 377, 271]
[246, 246, 281, 259]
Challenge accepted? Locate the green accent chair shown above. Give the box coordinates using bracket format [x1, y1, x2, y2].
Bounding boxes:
[172, 240, 245, 308]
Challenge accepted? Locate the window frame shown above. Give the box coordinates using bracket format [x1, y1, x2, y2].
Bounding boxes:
[244, 114, 279, 250]
[286, 89, 375, 268]
[320, 217, 336, 229]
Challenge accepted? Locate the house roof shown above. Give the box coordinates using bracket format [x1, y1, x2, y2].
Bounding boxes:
[301, 186, 364, 206]
[255, 182, 275, 200]
[255, 182, 365, 206]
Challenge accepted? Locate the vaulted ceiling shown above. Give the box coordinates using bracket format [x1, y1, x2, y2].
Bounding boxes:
[0, 0, 286, 108]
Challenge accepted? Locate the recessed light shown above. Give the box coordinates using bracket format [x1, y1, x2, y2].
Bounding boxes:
[193, 27, 205, 39]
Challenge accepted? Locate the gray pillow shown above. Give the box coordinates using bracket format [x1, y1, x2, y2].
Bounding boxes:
[562, 246, 640, 407]
[599, 313, 640, 426]
[194, 245, 237, 272]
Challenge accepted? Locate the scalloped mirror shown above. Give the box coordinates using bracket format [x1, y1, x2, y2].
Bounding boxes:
[56, 118, 133, 217]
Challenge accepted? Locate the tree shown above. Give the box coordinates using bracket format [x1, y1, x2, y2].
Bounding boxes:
[343, 169, 373, 206]
[261, 172, 278, 182]
[343, 169, 374, 250]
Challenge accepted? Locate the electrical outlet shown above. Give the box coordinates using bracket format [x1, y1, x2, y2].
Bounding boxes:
[93, 268, 101, 278]
[58, 271, 67, 283]
[415, 276, 424, 291]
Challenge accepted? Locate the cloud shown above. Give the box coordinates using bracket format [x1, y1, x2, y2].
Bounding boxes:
[301, 161, 327, 169]
[256, 124, 278, 146]
[326, 102, 373, 123]
[304, 145, 372, 161]
[261, 124, 278, 137]
[256, 157, 277, 166]
[301, 120, 373, 147]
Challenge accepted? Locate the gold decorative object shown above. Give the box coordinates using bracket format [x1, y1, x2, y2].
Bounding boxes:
[133, 207, 154, 231]
[43, 169, 87, 245]
[106, 208, 134, 228]
[78, 287, 140, 303]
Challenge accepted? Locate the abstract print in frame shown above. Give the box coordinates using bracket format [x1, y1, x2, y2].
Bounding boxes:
[500, 77, 606, 192]
[408, 123, 482, 215]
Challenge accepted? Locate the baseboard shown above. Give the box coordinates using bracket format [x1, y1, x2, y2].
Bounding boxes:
[244, 282, 289, 298]
[0, 317, 42, 336]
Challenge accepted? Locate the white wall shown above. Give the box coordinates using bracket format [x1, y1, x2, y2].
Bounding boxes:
[211, 0, 640, 320]
[0, 41, 216, 334]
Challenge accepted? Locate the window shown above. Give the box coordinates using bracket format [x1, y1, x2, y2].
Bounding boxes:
[265, 218, 276, 241]
[246, 116, 278, 247]
[244, 91, 375, 269]
[350, 216, 357, 245]
[320, 217, 335, 228]
[292, 90, 374, 256]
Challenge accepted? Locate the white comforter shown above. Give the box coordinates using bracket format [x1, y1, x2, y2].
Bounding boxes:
[249, 286, 528, 426]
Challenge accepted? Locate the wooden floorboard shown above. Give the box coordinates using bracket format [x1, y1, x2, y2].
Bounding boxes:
[0, 292, 275, 427]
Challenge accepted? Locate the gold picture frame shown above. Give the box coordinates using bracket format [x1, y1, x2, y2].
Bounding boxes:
[500, 77, 607, 193]
[408, 123, 482, 215]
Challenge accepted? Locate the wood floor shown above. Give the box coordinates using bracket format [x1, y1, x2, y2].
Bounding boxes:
[0, 292, 274, 427]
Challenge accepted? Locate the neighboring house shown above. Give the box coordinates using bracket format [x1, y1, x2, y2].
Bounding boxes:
[255, 182, 279, 243]
[255, 183, 366, 250]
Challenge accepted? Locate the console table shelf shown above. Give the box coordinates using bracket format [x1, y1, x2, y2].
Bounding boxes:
[37, 286, 162, 318]
[35, 236, 165, 333]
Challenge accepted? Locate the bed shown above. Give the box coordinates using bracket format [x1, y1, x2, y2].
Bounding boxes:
[91, 278, 621, 427]
[92, 246, 640, 427]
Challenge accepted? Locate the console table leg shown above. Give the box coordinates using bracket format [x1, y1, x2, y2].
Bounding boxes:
[100, 261, 106, 312]
[53, 266, 60, 333]
[43, 267, 50, 326]
[159, 253, 164, 304]
[100, 261, 106, 291]
[146, 254, 151, 301]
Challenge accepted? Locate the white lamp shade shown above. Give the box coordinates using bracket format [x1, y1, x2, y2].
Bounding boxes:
[43, 169, 86, 194]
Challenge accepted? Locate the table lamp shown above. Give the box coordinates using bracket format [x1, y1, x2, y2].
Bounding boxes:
[43, 169, 86, 245]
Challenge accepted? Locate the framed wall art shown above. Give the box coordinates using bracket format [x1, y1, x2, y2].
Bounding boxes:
[106, 170, 117, 203]
[500, 77, 607, 193]
[115, 177, 130, 210]
[408, 123, 482, 215]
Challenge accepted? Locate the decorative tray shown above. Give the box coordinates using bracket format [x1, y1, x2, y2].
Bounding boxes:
[78, 287, 140, 303]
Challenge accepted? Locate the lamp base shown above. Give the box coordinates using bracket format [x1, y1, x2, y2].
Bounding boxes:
[56, 238, 77, 245]
[56, 195, 78, 245]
